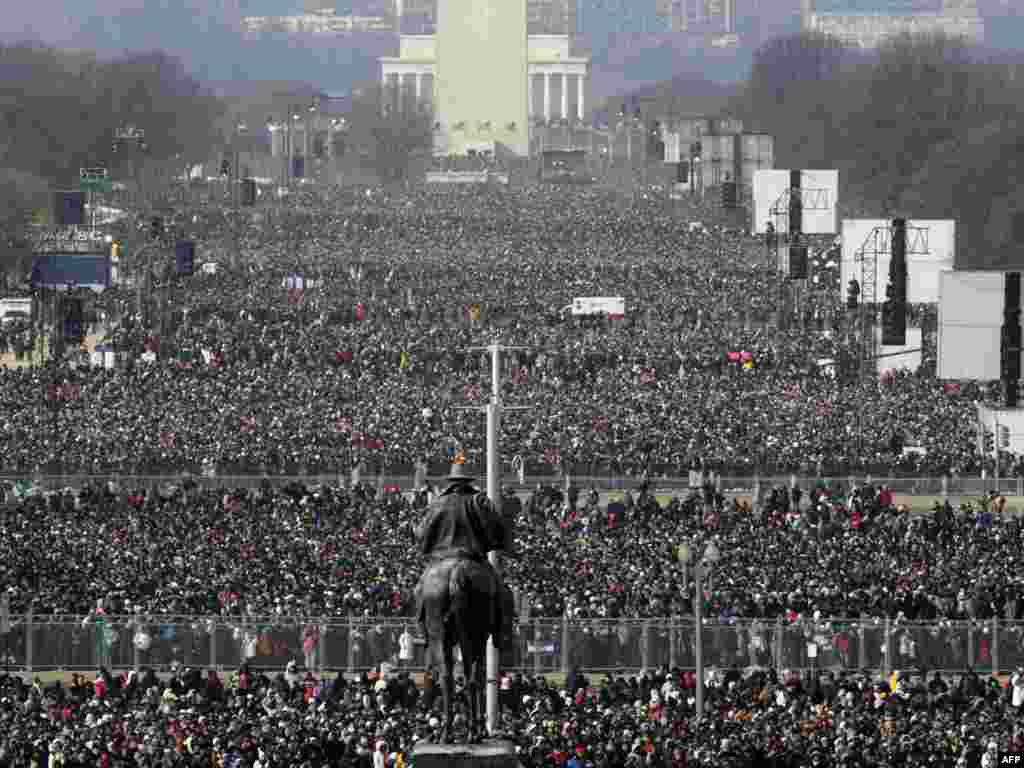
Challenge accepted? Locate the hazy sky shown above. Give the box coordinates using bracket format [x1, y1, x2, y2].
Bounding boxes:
[1, 1, 1017, 95]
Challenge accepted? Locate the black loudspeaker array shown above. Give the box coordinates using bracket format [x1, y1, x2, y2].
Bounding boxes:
[789, 245, 808, 280]
[882, 218, 908, 347]
[788, 170, 802, 238]
[1002, 272, 1021, 407]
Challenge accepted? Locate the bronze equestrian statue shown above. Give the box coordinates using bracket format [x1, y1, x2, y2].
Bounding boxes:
[415, 454, 515, 743]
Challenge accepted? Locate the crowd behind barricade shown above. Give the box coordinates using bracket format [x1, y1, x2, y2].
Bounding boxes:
[2, 476, 1023, 625]
[0, 185, 1008, 477]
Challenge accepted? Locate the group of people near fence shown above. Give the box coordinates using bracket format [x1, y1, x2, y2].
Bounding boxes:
[1, 477, 1021, 627]
[1, 659, 1023, 766]
[0, 184, 1010, 478]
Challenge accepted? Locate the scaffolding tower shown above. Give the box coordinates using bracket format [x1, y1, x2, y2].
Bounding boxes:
[768, 186, 834, 329]
[853, 222, 930, 375]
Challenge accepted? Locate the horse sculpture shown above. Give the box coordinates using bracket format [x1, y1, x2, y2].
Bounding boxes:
[415, 456, 514, 744]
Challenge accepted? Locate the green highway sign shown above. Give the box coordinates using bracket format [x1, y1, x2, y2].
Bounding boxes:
[80, 167, 112, 193]
[80, 178, 113, 193]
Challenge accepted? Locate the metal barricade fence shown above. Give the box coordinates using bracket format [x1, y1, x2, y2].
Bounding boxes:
[5, 472, 1024, 499]
[13, 616, 1024, 677]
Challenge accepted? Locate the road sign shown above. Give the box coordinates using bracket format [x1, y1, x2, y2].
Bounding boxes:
[115, 126, 145, 141]
[80, 170, 112, 194]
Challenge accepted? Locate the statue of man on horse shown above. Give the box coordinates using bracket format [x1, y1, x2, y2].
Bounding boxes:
[415, 452, 515, 743]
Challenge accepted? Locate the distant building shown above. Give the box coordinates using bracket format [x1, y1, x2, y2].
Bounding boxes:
[802, 0, 984, 48]
[241, 8, 393, 36]
[395, 0, 577, 36]
[380, 33, 589, 157]
[383, 0, 589, 157]
[659, 0, 736, 34]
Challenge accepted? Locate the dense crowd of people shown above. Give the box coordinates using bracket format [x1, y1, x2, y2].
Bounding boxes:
[0, 184, 1007, 478]
[2, 476, 1022, 628]
[2, 182, 1022, 765]
[1, 651, 1023, 766]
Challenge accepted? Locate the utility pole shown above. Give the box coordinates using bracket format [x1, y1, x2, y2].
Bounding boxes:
[994, 414, 1001, 492]
[461, 341, 530, 735]
[694, 562, 704, 721]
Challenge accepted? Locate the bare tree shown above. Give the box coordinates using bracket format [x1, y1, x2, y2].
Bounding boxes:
[344, 83, 434, 183]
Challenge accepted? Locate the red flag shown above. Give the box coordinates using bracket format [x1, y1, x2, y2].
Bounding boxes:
[464, 383, 483, 401]
[512, 367, 529, 386]
[335, 350, 354, 363]
[159, 431, 176, 449]
[240, 416, 257, 434]
[288, 287, 305, 305]
[335, 416, 353, 433]
[592, 415, 610, 433]
[726, 351, 741, 363]
[784, 384, 801, 400]
[544, 447, 562, 466]
[355, 303, 366, 322]
[815, 401, 833, 417]
[943, 382, 961, 394]
[639, 368, 657, 385]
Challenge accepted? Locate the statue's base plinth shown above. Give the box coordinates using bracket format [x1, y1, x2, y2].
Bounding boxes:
[412, 740, 519, 768]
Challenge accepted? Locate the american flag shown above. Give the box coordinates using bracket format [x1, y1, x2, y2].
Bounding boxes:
[159, 431, 176, 450]
[544, 447, 562, 466]
[240, 416, 257, 433]
[639, 368, 657, 385]
[592, 415, 610, 433]
[335, 416, 353, 434]
[464, 383, 483, 401]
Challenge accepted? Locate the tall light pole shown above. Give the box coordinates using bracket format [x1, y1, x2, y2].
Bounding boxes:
[694, 560, 704, 721]
[232, 122, 248, 269]
[460, 341, 530, 735]
[112, 125, 148, 212]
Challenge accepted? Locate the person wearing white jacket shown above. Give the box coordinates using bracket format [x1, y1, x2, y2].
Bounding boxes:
[1012, 668, 1024, 709]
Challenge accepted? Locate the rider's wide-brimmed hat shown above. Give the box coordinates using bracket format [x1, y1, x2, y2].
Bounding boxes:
[447, 452, 475, 482]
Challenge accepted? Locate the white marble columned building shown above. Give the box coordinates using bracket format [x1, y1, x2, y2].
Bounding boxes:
[380, 33, 589, 156]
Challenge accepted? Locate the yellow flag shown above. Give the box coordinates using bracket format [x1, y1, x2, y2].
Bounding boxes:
[469, 304, 481, 323]
[399, 351, 409, 370]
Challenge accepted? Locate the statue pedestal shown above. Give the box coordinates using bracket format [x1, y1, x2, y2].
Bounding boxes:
[412, 740, 519, 768]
